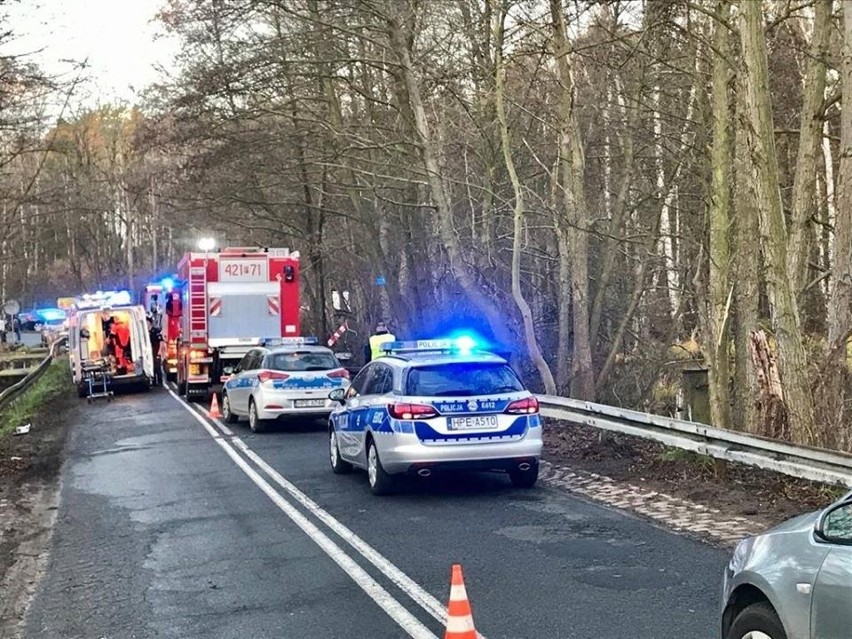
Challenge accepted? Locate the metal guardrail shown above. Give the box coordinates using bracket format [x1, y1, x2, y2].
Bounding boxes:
[0, 337, 67, 410]
[538, 394, 852, 488]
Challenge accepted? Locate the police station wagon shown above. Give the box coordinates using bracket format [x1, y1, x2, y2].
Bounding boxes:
[327, 339, 542, 495]
[222, 337, 350, 432]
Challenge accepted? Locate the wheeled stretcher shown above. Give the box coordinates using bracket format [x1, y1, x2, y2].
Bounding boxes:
[81, 359, 113, 403]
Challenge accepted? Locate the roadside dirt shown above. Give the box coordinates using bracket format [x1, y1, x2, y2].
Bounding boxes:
[543, 418, 847, 531]
[0, 376, 75, 635]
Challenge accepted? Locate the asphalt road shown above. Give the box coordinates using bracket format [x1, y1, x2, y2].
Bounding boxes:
[23, 388, 729, 639]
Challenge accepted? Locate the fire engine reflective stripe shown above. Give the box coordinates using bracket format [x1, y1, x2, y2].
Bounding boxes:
[267, 295, 280, 316]
[209, 297, 222, 316]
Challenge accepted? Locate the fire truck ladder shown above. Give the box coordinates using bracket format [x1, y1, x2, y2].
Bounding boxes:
[189, 266, 208, 344]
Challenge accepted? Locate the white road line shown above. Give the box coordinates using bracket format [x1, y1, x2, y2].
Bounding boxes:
[196, 408, 450, 626]
[168, 390, 438, 639]
[183, 392, 487, 639]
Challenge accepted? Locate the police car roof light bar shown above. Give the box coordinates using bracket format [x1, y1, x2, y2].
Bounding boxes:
[380, 338, 487, 355]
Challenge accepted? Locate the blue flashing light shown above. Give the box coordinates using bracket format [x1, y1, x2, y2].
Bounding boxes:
[261, 336, 319, 347]
[453, 335, 477, 355]
[160, 277, 175, 292]
[36, 308, 67, 322]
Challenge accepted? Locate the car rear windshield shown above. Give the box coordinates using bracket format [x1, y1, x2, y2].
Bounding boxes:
[405, 363, 524, 397]
[267, 351, 340, 372]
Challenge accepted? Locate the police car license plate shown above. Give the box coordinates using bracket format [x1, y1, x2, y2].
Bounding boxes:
[448, 415, 499, 430]
[295, 399, 325, 408]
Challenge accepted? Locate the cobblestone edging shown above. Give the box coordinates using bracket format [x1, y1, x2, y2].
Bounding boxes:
[540, 460, 765, 547]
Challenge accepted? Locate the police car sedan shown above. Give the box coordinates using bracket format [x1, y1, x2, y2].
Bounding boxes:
[222, 338, 351, 432]
[327, 339, 542, 495]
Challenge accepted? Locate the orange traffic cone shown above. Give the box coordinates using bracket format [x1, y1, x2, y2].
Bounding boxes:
[208, 393, 223, 419]
[444, 564, 476, 639]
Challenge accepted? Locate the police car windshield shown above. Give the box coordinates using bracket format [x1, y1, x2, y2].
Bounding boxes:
[268, 351, 339, 372]
[405, 362, 523, 397]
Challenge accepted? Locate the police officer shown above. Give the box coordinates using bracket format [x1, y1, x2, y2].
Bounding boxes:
[147, 316, 166, 386]
[364, 322, 396, 363]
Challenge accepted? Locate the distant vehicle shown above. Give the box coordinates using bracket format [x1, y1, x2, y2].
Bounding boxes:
[721, 491, 852, 639]
[67, 291, 154, 396]
[31, 307, 66, 332]
[327, 337, 542, 495]
[221, 337, 351, 432]
[172, 247, 301, 400]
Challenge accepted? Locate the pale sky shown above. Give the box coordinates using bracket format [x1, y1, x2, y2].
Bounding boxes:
[3, 0, 180, 106]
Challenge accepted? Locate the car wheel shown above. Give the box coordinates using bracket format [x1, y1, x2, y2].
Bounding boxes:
[367, 439, 394, 495]
[248, 399, 267, 433]
[222, 393, 238, 424]
[727, 602, 787, 639]
[330, 428, 353, 474]
[509, 461, 539, 489]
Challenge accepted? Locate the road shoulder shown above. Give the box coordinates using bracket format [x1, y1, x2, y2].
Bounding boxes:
[0, 361, 73, 637]
[544, 418, 845, 545]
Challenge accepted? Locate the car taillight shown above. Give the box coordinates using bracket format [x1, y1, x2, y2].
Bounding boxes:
[327, 369, 350, 380]
[506, 397, 538, 414]
[388, 403, 439, 420]
[258, 371, 290, 383]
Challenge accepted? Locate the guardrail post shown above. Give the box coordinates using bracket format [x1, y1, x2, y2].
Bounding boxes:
[714, 458, 728, 481]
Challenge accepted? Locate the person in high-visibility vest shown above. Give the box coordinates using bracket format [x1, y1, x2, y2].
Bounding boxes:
[365, 322, 396, 363]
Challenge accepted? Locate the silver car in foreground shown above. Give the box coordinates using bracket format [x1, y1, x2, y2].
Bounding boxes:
[722, 491, 852, 639]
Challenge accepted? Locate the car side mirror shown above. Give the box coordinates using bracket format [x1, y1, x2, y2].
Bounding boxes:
[328, 388, 346, 404]
[80, 328, 90, 339]
[223, 366, 234, 376]
[815, 500, 852, 544]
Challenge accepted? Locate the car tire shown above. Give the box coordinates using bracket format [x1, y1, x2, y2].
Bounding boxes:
[248, 399, 267, 433]
[367, 438, 394, 495]
[329, 427, 352, 474]
[727, 602, 787, 639]
[222, 393, 238, 424]
[509, 461, 539, 489]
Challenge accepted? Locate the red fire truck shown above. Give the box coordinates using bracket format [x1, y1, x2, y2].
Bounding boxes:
[173, 247, 301, 399]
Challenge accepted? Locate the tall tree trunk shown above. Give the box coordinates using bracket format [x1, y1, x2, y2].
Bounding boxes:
[706, 0, 733, 429]
[823, 117, 837, 300]
[589, 81, 639, 350]
[550, 0, 594, 399]
[788, 0, 831, 299]
[654, 85, 680, 321]
[491, 0, 556, 394]
[740, 0, 817, 443]
[732, 82, 761, 433]
[150, 175, 158, 276]
[386, 6, 512, 349]
[826, 0, 852, 449]
[303, 0, 413, 332]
